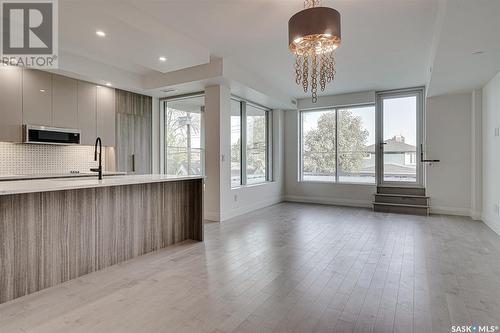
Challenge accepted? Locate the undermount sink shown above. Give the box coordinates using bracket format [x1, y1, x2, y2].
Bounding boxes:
[53, 177, 102, 182]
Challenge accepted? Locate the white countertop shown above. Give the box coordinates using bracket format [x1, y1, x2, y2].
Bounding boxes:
[0, 174, 204, 196]
[0, 171, 127, 181]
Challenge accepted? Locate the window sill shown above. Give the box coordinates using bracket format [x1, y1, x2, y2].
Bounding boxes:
[231, 181, 276, 190]
[298, 180, 376, 186]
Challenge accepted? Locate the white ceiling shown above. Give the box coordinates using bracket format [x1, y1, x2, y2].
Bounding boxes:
[55, 0, 500, 104]
[427, 0, 500, 96]
[59, 0, 210, 77]
[129, 0, 439, 98]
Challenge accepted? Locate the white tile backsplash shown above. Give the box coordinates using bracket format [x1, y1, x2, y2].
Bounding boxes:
[0, 142, 104, 175]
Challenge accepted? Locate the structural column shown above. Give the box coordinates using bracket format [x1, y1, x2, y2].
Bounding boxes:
[204, 85, 231, 221]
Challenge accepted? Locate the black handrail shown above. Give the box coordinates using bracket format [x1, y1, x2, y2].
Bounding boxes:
[420, 144, 440, 163]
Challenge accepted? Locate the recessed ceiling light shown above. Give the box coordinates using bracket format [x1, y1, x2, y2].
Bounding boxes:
[472, 50, 484, 55]
[158, 56, 167, 62]
[39, 89, 45, 92]
[96, 30, 106, 37]
[105, 82, 112, 86]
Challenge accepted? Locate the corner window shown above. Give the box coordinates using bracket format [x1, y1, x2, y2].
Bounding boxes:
[231, 98, 272, 187]
[300, 105, 375, 184]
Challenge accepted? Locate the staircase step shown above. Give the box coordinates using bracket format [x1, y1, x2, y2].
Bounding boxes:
[373, 202, 429, 216]
[377, 186, 426, 196]
[372, 202, 429, 208]
[375, 193, 429, 198]
[374, 194, 429, 206]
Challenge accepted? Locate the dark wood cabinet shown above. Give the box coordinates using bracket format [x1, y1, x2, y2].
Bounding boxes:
[115, 90, 152, 174]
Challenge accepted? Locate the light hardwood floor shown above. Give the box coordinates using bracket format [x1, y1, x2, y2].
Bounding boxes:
[0, 203, 499, 333]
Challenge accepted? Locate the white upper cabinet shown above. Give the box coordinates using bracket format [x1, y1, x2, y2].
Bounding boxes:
[0, 66, 23, 142]
[22, 69, 52, 126]
[52, 75, 78, 129]
[97, 86, 116, 147]
[0, 68, 116, 147]
[77, 81, 97, 146]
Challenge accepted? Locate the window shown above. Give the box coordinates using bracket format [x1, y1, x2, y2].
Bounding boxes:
[300, 105, 375, 184]
[301, 110, 336, 182]
[163, 95, 204, 176]
[231, 99, 242, 187]
[246, 104, 268, 185]
[338, 106, 375, 183]
[231, 98, 272, 187]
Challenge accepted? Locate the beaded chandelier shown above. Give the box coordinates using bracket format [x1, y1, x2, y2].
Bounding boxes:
[288, 0, 341, 103]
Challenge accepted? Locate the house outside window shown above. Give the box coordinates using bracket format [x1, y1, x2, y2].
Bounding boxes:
[365, 135, 417, 181]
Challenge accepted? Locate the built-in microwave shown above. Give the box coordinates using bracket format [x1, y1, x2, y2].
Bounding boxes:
[23, 125, 81, 145]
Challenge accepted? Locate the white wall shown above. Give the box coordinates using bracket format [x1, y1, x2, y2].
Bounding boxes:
[426, 93, 474, 216]
[482, 71, 500, 235]
[204, 84, 285, 222]
[471, 89, 483, 219]
[297, 90, 375, 110]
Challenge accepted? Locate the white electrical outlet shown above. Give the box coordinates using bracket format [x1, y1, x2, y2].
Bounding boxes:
[234, 195, 238, 202]
[495, 128, 500, 137]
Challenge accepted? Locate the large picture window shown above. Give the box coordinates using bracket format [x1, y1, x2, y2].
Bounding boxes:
[300, 105, 375, 184]
[163, 95, 204, 176]
[231, 98, 272, 187]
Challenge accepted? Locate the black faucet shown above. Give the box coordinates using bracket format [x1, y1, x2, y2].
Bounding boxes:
[90, 137, 103, 180]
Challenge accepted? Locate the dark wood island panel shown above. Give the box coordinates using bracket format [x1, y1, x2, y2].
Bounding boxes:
[0, 179, 203, 304]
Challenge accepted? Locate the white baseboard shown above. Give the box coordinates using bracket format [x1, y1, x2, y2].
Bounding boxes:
[204, 211, 221, 222]
[429, 206, 472, 217]
[284, 195, 371, 208]
[469, 210, 482, 221]
[284, 198, 476, 218]
[482, 212, 500, 236]
[219, 196, 284, 221]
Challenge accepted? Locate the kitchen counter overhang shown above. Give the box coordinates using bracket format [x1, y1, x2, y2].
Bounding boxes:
[0, 175, 204, 304]
[0, 174, 204, 195]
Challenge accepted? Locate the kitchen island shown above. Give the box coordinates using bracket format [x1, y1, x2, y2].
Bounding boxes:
[0, 175, 204, 304]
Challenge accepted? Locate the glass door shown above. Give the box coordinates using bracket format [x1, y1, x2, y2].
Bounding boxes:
[376, 88, 424, 186]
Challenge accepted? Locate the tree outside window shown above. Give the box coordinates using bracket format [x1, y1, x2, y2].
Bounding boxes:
[164, 96, 204, 176]
[301, 106, 375, 183]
